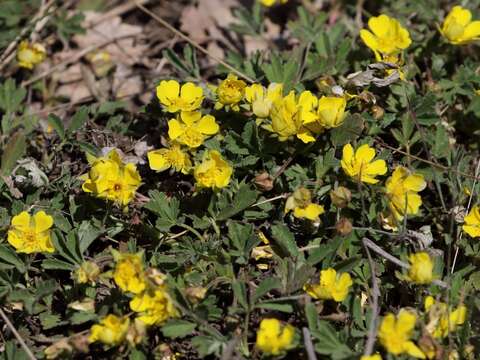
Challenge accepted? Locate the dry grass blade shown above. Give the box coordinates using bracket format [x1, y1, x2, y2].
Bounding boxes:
[0, 307, 37, 360]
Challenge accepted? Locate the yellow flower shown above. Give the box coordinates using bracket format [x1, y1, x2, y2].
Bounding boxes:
[148, 144, 192, 174]
[130, 287, 178, 326]
[315, 96, 347, 129]
[260, 0, 288, 6]
[167, 111, 219, 148]
[17, 41, 46, 69]
[267, 91, 317, 143]
[284, 187, 325, 221]
[215, 73, 247, 111]
[113, 252, 146, 294]
[7, 211, 54, 254]
[361, 355, 382, 360]
[406, 252, 434, 285]
[385, 166, 426, 224]
[424, 296, 467, 338]
[255, 318, 296, 355]
[304, 268, 353, 302]
[360, 14, 411, 61]
[341, 143, 387, 184]
[156, 80, 204, 113]
[440, 6, 480, 45]
[81, 149, 141, 206]
[462, 205, 480, 237]
[378, 310, 425, 358]
[89, 314, 130, 346]
[194, 150, 232, 190]
[244, 83, 283, 119]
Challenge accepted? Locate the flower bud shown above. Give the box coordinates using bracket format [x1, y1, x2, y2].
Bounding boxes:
[371, 105, 384, 119]
[255, 171, 274, 192]
[335, 217, 353, 236]
[75, 261, 100, 285]
[330, 186, 352, 208]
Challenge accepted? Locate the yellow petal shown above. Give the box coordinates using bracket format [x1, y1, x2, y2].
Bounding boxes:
[196, 115, 219, 135]
[147, 150, 170, 172]
[11, 211, 31, 231]
[33, 211, 53, 234]
[403, 341, 426, 359]
[168, 119, 184, 140]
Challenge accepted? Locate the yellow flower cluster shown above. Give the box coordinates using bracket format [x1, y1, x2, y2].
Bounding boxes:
[360, 14, 411, 65]
[89, 251, 178, 347]
[424, 296, 467, 339]
[265, 91, 347, 143]
[255, 318, 296, 355]
[304, 268, 353, 302]
[17, 40, 46, 69]
[378, 309, 425, 358]
[359, 8, 480, 79]
[7, 211, 54, 254]
[383, 166, 426, 230]
[406, 252, 434, 285]
[150, 80, 232, 190]
[341, 143, 387, 184]
[441, 6, 480, 45]
[284, 187, 324, 222]
[89, 314, 130, 346]
[81, 149, 141, 206]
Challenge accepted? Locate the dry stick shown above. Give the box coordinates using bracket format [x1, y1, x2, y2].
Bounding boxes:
[362, 238, 448, 288]
[21, 33, 139, 87]
[302, 327, 318, 360]
[250, 193, 289, 208]
[375, 139, 480, 181]
[451, 159, 480, 273]
[362, 238, 380, 357]
[134, 2, 255, 84]
[0, 307, 37, 360]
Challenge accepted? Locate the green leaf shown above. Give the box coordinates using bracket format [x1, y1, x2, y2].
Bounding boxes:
[312, 320, 352, 356]
[252, 277, 281, 303]
[0, 244, 26, 273]
[431, 126, 449, 159]
[330, 114, 364, 147]
[270, 224, 299, 258]
[1, 131, 26, 175]
[77, 220, 102, 254]
[68, 106, 89, 132]
[39, 312, 62, 330]
[256, 302, 293, 313]
[216, 184, 258, 221]
[161, 320, 197, 338]
[47, 114, 65, 140]
[41, 258, 75, 271]
[144, 190, 180, 231]
[232, 280, 249, 310]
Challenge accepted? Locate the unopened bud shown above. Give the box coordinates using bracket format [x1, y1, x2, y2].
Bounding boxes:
[75, 261, 100, 285]
[255, 171, 274, 191]
[371, 105, 384, 119]
[330, 186, 351, 208]
[336, 217, 352, 236]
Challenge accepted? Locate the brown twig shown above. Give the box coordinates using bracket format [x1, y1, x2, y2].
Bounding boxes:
[302, 327, 318, 360]
[0, 307, 37, 360]
[375, 138, 480, 181]
[362, 238, 380, 356]
[451, 159, 480, 273]
[362, 237, 448, 288]
[134, 2, 255, 84]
